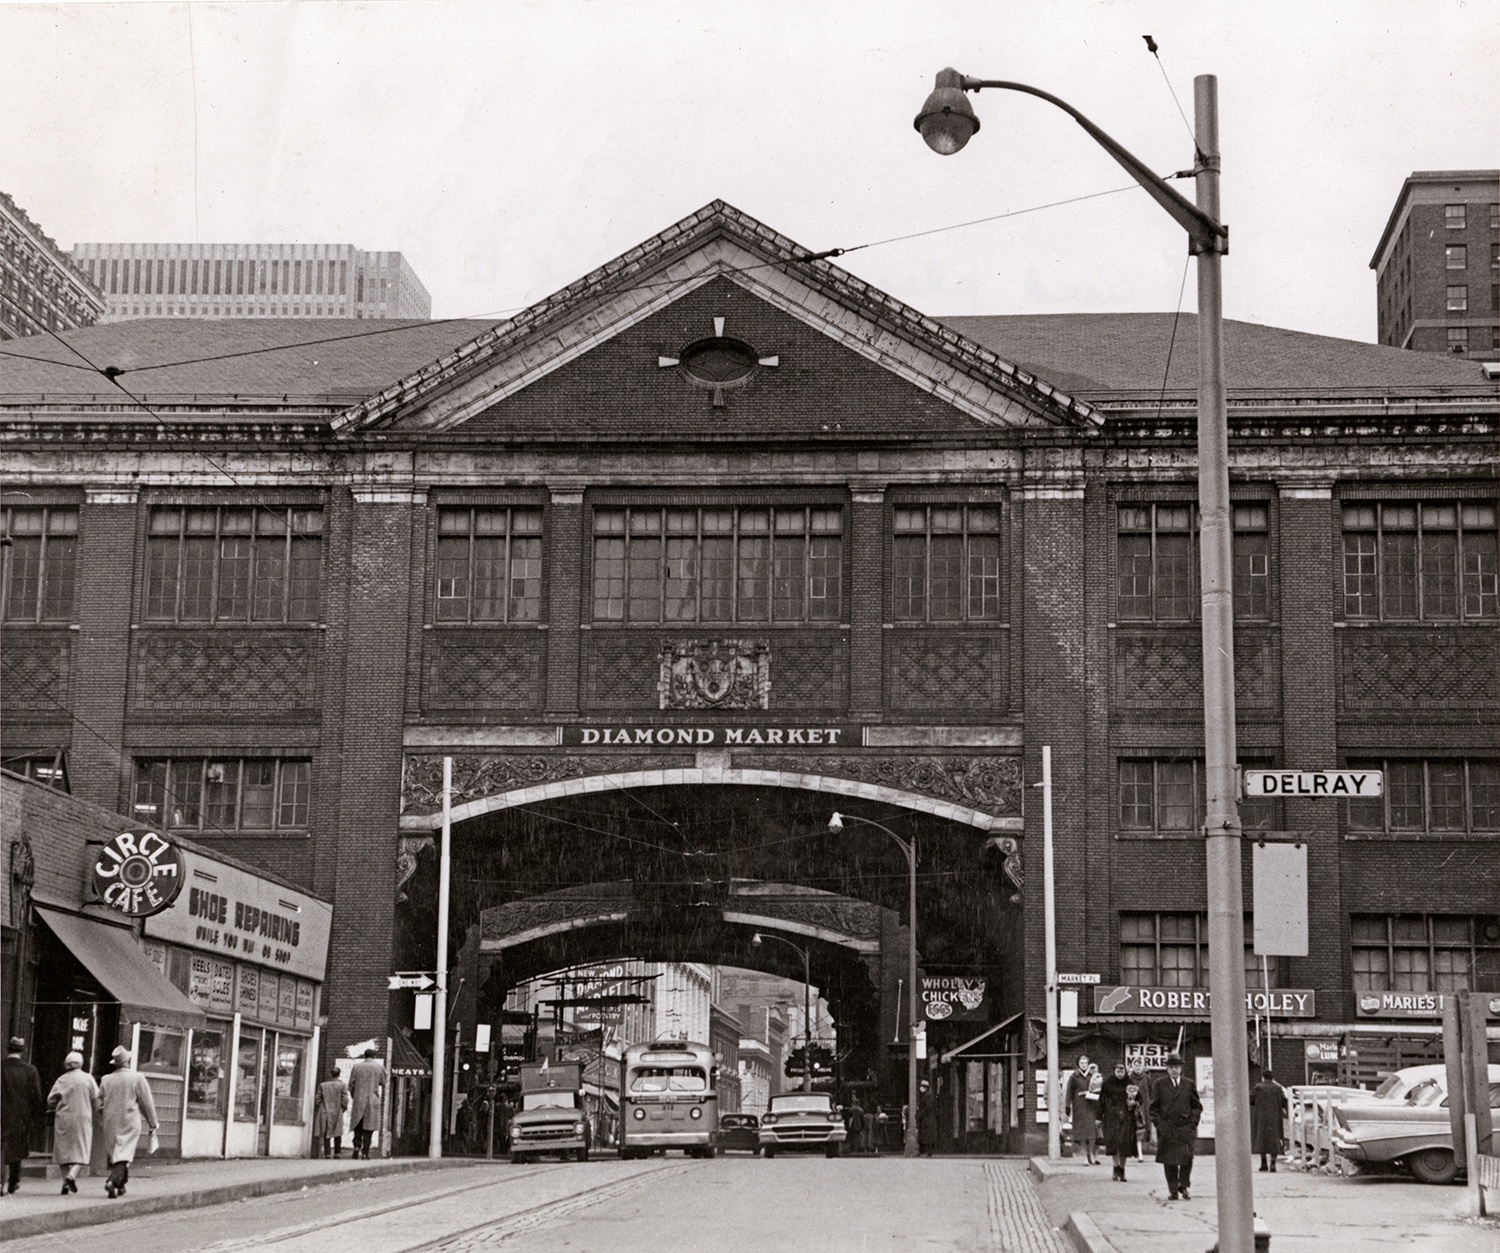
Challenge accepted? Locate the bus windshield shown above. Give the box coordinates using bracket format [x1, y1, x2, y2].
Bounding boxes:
[630, 1066, 708, 1093]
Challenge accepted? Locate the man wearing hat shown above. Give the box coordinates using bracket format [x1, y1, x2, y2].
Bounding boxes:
[2, 1037, 45, 1194]
[1150, 1053, 1202, 1200]
[99, 1045, 159, 1198]
[347, 1048, 387, 1160]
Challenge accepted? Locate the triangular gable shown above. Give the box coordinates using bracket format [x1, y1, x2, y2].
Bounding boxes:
[332, 201, 1099, 435]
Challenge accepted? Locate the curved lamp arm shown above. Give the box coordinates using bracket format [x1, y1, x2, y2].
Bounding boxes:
[915, 68, 1227, 255]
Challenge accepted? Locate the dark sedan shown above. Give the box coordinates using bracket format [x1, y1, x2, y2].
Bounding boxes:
[718, 1112, 761, 1154]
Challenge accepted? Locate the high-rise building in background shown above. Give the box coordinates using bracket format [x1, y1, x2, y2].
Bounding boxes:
[0, 191, 106, 339]
[67, 242, 432, 322]
[1371, 170, 1500, 362]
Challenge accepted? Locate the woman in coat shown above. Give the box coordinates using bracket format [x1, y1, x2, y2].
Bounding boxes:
[312, 1066, 350, 1158]
[98, 1045, 158, 1198]
[1098, 1061, 1138, 1181]
[1066, 1057, 1101, 1164]
[47, 1051, 99, 1195]
[1250, 1070, 1287, 1171]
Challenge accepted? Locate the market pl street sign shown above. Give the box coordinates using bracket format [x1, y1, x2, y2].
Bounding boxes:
[388, 972, 436, 991]
[1243, 770, 1382, 798]
[1056, 973, 1101, 985]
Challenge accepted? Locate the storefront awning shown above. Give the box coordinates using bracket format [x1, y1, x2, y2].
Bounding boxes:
[940, 1011, 1022, 1063]
[36, 907, 206, 1031]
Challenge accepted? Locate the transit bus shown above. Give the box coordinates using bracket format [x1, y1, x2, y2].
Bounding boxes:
[618, 1040, 719, 1158]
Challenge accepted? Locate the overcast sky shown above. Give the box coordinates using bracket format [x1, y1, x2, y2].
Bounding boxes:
[3, 0, 1496, 343]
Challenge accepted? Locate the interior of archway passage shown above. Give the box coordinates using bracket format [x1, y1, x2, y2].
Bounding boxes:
[395, 784, 1022, 1102]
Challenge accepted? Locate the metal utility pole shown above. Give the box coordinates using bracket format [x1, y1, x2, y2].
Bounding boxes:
[429, 755, 453, 1158]
[1041, 746, 1061, 1161]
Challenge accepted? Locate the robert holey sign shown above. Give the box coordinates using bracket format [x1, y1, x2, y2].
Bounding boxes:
[1242, 770, 1383, 798]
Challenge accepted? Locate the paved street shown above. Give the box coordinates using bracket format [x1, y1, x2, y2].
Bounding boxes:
[3, 1156, 1066, 1253]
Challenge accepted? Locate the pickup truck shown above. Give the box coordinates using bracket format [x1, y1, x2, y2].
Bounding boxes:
[508, 1062, 591, 1163]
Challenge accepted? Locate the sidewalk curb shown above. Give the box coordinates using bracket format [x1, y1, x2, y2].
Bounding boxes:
[0, 1158, 483, 1242]
[1063, 1211, 1121, 1253]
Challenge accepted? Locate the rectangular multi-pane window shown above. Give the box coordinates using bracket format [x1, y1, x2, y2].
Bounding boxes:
[434, 508, 543, 623]
[592, 506, 842, 623]
[146, 507, 321, 623]
[892, 505, 1002, 622]
[1117, 503, 1270, 622]
[1446, 245, 1467, 269]
[0, 752, 69, 791]
[1351, 915, 1500, 993]
[1446, 204, 1467, 230]
[1345, 758, 1500, 836]
[1119, 758, 1278, 836]
[2, 506, 77, 622]
[1449, 328, 1470, 353]
[1447, 285, 1468, 311]
[1120, 913, 1275, 988]
[133, 758, 311, 834]
[1342, 502, 1498, 621]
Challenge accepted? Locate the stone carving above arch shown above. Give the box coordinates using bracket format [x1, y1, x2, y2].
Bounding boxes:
[403, 753, 691, 816]
[752, 754, 1022, 816]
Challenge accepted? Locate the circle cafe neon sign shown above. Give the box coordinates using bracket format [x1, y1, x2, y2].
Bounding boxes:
[92, 831, 184, 918]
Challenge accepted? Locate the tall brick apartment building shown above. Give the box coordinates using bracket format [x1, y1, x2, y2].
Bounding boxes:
[3, 203, 1497, 1154]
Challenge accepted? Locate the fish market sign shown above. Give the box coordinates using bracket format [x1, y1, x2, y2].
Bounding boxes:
[563, 724, 860, 747]
[92, 830, 183, 918]
[1093, 985, 1317, 1019]
[921, 975, 987, 1022]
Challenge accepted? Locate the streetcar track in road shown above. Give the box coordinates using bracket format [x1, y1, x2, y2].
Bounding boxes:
[406, 1161, 693, 1251]
[190, 1163, 601, 1252]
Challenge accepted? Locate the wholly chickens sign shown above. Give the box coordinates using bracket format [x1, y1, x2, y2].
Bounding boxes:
[921, 975, 988, 1022]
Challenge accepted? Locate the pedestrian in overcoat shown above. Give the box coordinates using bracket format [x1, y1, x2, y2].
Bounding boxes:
[1250, 1070, 1287, 1172]
[98, 1045, 158, 1198]
[1098, 1061, 1138, 1182]
[2, 1037, 45, 1194]
[845, 1098, 865, 1153]
[1151, 1053, 1201, 1200]
[47, 1051, 99, 1194]
[916, 1080, 938, 1155]
[347, 1049, 387, 1160]
[312, 1066, 350, 1158]
[1128, 1063, 1152, 1157]
[1066, 1056, 1100, 1164]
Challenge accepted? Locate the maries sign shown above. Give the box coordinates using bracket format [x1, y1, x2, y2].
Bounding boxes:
[92, 830, 183, 918]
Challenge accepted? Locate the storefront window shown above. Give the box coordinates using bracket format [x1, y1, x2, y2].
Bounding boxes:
[188, 1027, 227, 1118]
[272, 1036, 306, 1125]
[138, 1027, 184, 1075]
[235, 1029, 263, 1122]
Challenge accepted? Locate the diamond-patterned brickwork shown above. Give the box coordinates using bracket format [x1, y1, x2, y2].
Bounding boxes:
[584, 634, 671, 709]
[1114, 630, 1274, 709]
[0, 631, 70, 711]
[765, 633, 847, 710]
[426, 632, 544, 710]
[131, 630, 315, 711]
[888, 632, 1007, 712]
[1342, 630, 1500, 709]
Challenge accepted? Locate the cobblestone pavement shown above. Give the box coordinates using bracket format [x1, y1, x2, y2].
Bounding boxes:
[985, 1161, 1073, 1253]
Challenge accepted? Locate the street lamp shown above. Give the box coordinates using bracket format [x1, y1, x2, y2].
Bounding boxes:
[829, 811, 920, 1158]
[751, 931, 814, 1093]
[915, 69, 1253, 1252]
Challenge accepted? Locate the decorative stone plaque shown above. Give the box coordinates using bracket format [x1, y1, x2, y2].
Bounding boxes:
[658, 638, 770, 709]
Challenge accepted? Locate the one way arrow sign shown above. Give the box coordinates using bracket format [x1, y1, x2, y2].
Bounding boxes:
[388, 972, 436, 991]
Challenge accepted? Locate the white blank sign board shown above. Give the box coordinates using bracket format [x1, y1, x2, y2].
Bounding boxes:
[1253, 841, 1309, 956]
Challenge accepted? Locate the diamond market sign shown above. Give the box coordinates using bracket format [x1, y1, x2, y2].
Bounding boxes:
[92, 830, 183, 918]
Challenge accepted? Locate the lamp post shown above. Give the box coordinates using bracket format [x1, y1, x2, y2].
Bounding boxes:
[829, 811, 920, 1158]
[915, 70, 1253, 1252]
[751, 931, 814, 1093]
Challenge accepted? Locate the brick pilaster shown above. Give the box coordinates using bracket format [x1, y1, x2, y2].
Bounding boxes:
[545, 489, 583, 715]
[849, 489, 884, 718]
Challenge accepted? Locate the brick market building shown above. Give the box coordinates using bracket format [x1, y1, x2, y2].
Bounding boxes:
[3, 202, 1497, 1155]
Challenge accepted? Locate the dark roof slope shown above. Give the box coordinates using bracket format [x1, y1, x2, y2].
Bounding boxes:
[0, 318, 501, 401]
[939, 314, 1498, 399]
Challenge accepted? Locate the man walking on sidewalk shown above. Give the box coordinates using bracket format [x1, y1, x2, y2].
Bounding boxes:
[2, 1038, 44, 1194]
[1151, 1053, 1201, 1200]
[348, 1049, 386, 1160]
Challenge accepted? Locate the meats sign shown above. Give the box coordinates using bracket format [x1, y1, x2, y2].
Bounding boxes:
[921, 975, 988, 1022]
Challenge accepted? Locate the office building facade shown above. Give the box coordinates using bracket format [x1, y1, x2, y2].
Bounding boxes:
[1, 191, 106, 340]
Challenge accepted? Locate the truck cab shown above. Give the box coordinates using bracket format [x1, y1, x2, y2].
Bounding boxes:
[508, 1062, 591, 1163]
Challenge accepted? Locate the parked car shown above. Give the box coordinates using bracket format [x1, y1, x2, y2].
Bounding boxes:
[1330, 1064, 1500, 1184]
[718, 1113, 761, 1154]
[757, 1092, 848, 1158]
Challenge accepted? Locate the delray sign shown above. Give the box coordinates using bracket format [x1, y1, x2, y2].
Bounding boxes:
[1243, 770, 1382, 798]
[1093, 985, 1317, 1019]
